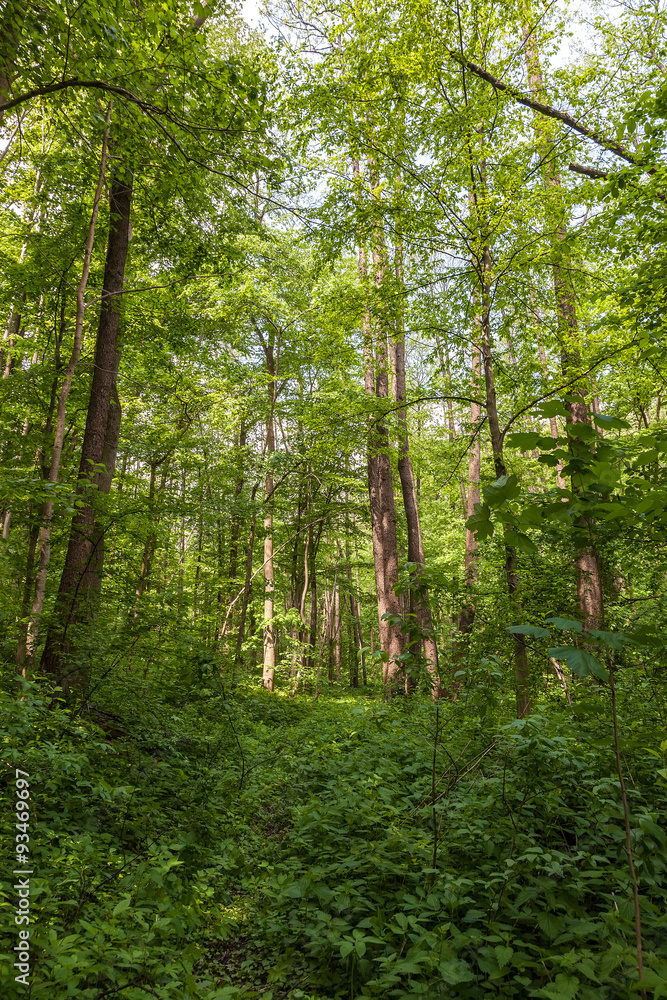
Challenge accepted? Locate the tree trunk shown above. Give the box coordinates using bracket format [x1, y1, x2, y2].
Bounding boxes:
[434, 329, 456, 440]
[261, 332, 277, 691]
[392, 245, 438, 689]
[458, 332, 482, 636]
[40, 164, 132, 692]
[134, 461, 169, 610]
[15, 518, 39, 673]
[359, 235, 404, 689]
[522, 22, 604, 630]
[228, 419, 247, 587]
[234, 508, 257, 674]
[478, 246, 531, 718]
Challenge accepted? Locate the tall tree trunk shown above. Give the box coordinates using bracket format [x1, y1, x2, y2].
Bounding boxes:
[261, 332, 277, 692]
[15, 518, 39, 673]
[228, 419, 247, 587]
[355, 157, 404, 689]
[193, 505, 203, 619]
[392, 245, 439, 689]
[134, 460, 169, 611]
[359, 237, 404, 688]
[477, 246, 531, 719]
[352, 545, 367, 685]
[522, 22, 604, 629]
[178, 467, 186, 598]
[306, 548, 317, 677]
[40, 163, 132, 693]
[234, 496, 258, 675]
[23, 118, 111, 666]
[458, 332, 482, 635]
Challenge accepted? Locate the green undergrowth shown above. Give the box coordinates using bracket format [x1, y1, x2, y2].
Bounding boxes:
[0, 670, 666, 999]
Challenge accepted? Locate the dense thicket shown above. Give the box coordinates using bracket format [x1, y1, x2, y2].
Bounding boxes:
[1, 1, 666, 998]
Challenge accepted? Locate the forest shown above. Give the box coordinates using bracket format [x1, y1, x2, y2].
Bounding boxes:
[0, 0, 666, 997]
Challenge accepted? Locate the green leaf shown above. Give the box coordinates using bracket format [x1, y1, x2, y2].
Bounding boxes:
[506, 432, 541, 450]
[545, 616, 583, 633]
[548, 646, 608, 681]
[587, 629, 629, 650]
[537, 973, 581, 1000]
[534, 401, 569, 419]
[507, 624, 551, 638]
[340, 940, 354, 959]
[112, 895, 132, 916]
[505, 529, 538, 555]
[494, 944, 513, 968]
[439, 959, 475, 984]
[593, 413, 631, 430]
[466, 503, 494, 539]
[483, 474, 521, 507]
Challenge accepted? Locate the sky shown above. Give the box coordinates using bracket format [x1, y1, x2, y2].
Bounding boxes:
[241, 0, 263, 29]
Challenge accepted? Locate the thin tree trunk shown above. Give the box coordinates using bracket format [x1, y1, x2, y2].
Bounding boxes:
[360, 248, 404, 686]
[193, 506, 203, 618]
[522, 22, 604, 629]
[434, 330, 456, 440]
[392, 244, 438, 688]
[134, 460, 169, 611]
[355, 158, 404, 689]
[15, 518, 39, 673]
[478, 245, 530, 718]
[458, 334, 482, 635]
[262, 332, 277, 691]
[228, 419, 247, 586]
[234, 496, 258, 674]
[178, 467, 186, 598]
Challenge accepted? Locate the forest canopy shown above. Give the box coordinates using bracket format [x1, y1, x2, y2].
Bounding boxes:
[0, 0, 666, 998]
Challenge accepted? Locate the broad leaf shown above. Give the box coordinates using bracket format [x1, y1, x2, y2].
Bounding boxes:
[548, 646, 608, 681]
[506, 431, 540, 450]
[587, 629, 629, 650]
[505, 529, 538, 555]
[545, 616, 583, 633]
[534, 400, 569, 419]
[483, 475, 521, 507]
[507, 624, 551, 638]
[593, 413, 631, 430]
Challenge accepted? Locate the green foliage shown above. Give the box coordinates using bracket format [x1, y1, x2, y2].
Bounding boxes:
[2, 668, 665, 999]
[205, 691, 667, 999]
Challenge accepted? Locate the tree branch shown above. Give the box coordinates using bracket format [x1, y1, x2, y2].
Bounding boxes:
[569, 162, 608, 180]
[449, 51, 638, 166]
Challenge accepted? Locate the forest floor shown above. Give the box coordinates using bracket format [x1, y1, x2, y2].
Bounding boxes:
[1, 671, 666, 999]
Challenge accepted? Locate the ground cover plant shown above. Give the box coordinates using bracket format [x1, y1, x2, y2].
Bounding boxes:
[1, 0, 667, 996]
[1, 661, 666, 998]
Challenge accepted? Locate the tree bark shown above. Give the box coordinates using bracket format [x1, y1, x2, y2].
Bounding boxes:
[359, 238, 404, 688]
[40, 164, 132, 692]
[522, 22, 604, 629]
[478, 245, 531, 718]
[234, 487, 258, 675]
[458, 332, 482, 635]
[134, 460, 169, 610]
[24, 114, 112, 667]
[392, 246, 438, 689]
[261, 329, 277, 691]
[228, 419, 247, 587]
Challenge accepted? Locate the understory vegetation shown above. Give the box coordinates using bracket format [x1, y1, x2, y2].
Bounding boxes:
[2, 667, 667, 999]
[1, 0, 667, 996]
